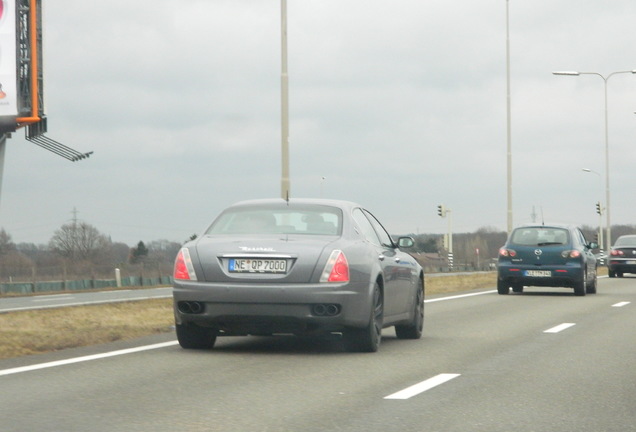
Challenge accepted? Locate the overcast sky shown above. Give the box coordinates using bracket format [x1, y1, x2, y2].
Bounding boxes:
[1, 0, 636, 247]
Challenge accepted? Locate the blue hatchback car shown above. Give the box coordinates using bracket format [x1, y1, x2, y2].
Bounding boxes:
[497, 224, 598, 296]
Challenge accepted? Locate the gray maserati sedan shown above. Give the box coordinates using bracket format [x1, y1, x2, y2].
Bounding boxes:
[172, 198, 424, 352]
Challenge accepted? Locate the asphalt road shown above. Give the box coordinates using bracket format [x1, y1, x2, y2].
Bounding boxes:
[1, 277, 635, 432]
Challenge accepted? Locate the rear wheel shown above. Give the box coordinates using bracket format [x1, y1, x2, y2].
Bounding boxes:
[497, 279, 510, 295]
[345, 282, 383, 352]
[176, 323, 217, 349]
[395, 278, 424, 340]
[586, 269, 597, 294]
[608, 270, 616, 278]
[512, 284, 524, 293]
[574, 270, 587, 296]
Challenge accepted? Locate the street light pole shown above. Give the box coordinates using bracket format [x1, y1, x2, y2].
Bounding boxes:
[553, 69, 636, 252]
[505, 0, 513, 234]
[280, 0, 290, 200]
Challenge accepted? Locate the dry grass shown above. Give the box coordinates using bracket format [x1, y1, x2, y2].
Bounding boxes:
[0, 299, 174, 360]
[425, 271, 496, 294]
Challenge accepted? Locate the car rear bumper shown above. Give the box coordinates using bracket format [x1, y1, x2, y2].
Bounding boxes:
[172, 280, 372, 334]
[498, 264, 584, 288]
[608, 260, 636, 274]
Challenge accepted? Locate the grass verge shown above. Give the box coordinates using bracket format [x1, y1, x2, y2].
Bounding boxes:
[0, 272, 498, 360]
[0, 299, 174, 360]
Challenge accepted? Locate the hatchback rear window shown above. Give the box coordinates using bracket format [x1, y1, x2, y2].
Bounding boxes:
[206, 206, 342, 235]
[614, 236, 636, 247]
[510, 227, 569, 246]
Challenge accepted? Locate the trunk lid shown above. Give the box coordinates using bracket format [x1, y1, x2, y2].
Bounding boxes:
[194, 234, 339, 283]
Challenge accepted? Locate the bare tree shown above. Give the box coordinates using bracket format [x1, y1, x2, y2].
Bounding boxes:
[49, 222, 110, 261]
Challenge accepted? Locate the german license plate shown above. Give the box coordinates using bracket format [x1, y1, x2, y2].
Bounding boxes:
[229, 258, 287, 273]
[525, 270, 551, 277]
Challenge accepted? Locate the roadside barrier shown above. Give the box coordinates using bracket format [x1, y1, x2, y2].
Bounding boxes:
[0, 276, 173, 295]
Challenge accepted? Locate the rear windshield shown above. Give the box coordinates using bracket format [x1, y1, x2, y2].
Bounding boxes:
[206, 205, 342, 236]
[510, 227, 569, 246]
[615, 236, 636, 247]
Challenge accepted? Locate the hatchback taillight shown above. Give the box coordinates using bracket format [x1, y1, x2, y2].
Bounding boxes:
[561, 250, 581, 259]
[611, 250, 624, 256]
[174, 248, 198, 281]
[320, 250, 350, 283]
[499, 248, 516, 257]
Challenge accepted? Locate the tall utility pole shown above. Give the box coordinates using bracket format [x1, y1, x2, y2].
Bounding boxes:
[280, 0, 290, 200]
[505, 0, 513, 234]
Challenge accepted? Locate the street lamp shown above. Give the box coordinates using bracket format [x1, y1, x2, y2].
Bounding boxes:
[280, 0, 290, 200]
[582, 168, 603, 251]
[505, 0, 513, 234]
[553, 69, 636, 252]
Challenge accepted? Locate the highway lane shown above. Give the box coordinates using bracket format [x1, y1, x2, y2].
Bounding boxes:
[0, 286, 172, 312]
[1, 277, 635, 431]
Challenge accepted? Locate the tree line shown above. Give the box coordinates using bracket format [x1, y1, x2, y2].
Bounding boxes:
[1, 220, 635, 282]
[0, 221, 185, 282]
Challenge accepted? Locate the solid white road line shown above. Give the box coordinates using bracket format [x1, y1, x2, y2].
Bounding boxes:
[384, 373, 461, 400]
[0, 341, 179, 377]
[425, 290, 496, 303]
[543, 323, 576, 334]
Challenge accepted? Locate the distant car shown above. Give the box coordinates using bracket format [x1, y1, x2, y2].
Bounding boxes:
[608, 235, 636, 277]
[172, 198, 424, 352]
[497, 224, 598, 296]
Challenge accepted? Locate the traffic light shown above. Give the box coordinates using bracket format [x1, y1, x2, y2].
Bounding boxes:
[437, 204, 446, 218]
[595, 202, 601, 215]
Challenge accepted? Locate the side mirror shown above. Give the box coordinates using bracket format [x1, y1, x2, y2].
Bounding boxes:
[397, 237, 415, 249]
[588, 242, 599, 250]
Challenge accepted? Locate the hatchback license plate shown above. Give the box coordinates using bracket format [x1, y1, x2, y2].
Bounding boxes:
[525, 270, 551, 277]
[229, 259, 287, 273]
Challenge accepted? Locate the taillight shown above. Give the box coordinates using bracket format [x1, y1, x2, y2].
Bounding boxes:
[499, 248, 516, 257]
[320, 250, 350, 283]
[561, 250, 581, 259]
[174, 248, 198, 281]
[611, 250, 624, 256]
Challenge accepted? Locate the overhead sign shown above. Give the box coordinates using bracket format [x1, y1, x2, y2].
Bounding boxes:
[0, 0, 17, 117]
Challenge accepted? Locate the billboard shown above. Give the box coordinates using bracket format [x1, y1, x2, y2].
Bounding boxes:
[0, 0, 17, 117]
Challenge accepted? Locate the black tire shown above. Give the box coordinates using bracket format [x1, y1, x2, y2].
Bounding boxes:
[608, 270, 616, 278]
[497, 279, 510, 295]
[345, 282, 383, 352]
[176, 323, 217, 349]
[574, 270, 586, 296]
[586, 270, 597, 294]
[512, 284, 524, 293]
[395, 278, 424, 340]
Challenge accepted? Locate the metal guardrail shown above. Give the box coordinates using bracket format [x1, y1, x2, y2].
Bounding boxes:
[0, 276, 173, 296]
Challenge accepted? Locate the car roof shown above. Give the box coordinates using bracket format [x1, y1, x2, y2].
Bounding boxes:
[513, 223, 577, 230]
[616, 234, 636, 239]
[228, 198, 363, 211]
